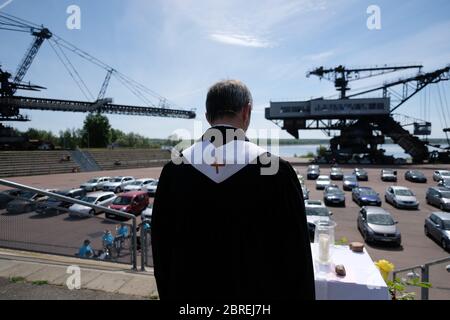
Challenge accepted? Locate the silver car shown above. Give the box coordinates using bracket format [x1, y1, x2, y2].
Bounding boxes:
[124, 178, 156, 192]
[68, 192, 116, 218]
[433, 170, 450, 182]
[381, 169, 397, 182]
[385, 186, 419, 210]
[426, 187, 450, 211]
[80, 177, 111, 192]
[438, 178, 450, 189]
[357, 206, 401, 246]
[102, 176, 135, 193]
[316, 175, 332, 190]
[304, 200, 333, 240]
[424, 212, 450, 251]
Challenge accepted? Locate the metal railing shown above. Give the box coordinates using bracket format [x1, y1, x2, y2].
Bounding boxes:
[0, 179, 138, 270]
[392, 256, 450, 300]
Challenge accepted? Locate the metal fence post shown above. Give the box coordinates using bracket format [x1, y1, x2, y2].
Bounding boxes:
[140, 223, 145, 271]
[421, 264, 429, 300]
[131, 217, 137, 271]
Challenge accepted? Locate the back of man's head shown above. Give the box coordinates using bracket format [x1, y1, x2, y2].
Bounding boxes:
[206, 80, 252, 125]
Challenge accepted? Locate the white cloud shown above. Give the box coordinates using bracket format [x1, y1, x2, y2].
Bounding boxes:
[304, 50, 335, 61]
[209, 33, 273, 48]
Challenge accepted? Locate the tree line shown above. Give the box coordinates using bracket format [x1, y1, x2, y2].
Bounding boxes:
[16, 113, 180, 149]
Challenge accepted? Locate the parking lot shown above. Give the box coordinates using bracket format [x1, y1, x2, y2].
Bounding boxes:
[297, 164, 450, 299]
[0, 164, 449, 299]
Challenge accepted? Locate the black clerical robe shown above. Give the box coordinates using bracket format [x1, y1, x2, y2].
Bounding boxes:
[151, 126, 315, 300]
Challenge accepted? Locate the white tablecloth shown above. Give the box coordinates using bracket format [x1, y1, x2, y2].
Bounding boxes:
[311, 243, 391, 300]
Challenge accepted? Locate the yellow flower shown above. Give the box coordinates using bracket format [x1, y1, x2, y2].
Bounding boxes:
[375, 259, 395, 273]
[375, 259, 395, 282]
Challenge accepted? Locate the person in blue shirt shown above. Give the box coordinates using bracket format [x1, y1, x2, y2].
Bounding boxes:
[78, 239, 94, 258]
[117, 223, 129, 238]
[102, 230, 114, 248]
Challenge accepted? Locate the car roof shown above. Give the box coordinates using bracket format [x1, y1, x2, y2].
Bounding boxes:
[88, 191, 115, 197]
[305, 200, 325, 207]
[432, 186, 450, 192]
[136, 178, 154, 182]
[432, 212, 450, 220]
[391, 186, 410, 190]
[357, 186, 373, 190]
[364, 206, 390, 215]
[318, 175, 329, 179]
[118, 191, 147, 197]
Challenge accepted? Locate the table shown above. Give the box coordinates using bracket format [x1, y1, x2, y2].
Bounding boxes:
[311, 243, 391, 300]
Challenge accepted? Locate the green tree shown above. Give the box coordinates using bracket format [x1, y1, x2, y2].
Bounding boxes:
[58, 128, 82, 150]
[25, 128, 58, 146]
[81, 113, 111, 148]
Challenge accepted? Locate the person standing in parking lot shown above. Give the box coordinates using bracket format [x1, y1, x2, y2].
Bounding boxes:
[151, 80, 315, 301]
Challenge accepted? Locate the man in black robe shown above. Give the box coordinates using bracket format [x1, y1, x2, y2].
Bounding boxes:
[151, 80, 315, 300]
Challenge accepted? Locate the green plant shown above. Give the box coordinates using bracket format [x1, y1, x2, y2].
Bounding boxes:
[9, 276, 26, 283]
[335, 237, 348, 246]
[387, 277, 432, 300]
[31, 280, 48, 286]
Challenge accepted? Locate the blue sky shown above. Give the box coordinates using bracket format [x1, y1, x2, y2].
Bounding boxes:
[1, 0, 449, 139]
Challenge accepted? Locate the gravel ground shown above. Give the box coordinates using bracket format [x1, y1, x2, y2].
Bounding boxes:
[0, 277, 148, 300]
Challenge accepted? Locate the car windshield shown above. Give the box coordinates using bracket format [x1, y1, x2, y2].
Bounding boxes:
[113, 178, 123, 182]
[87, 179, 99, 183]
[368, 214, 394, 225]
[18, 191, 36, 199]
[344, 176, 357, 181]
[441, 172, 450, 177]
[394, 189, 413, 196]
[150, 181, 158, 186]
[306, 207, 330, 217]
[442, 221, 450, 230]
[440, 191, 450, 198]
[327, 187, 343, 195]
[81, 196, 97, 203]
[356, 169, 367, 174]
[332, 168, 342, 172]
[113, 196, 132, 205]
[360, 189, 377, 196]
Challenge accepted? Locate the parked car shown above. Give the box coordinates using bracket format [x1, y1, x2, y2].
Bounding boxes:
[307, 165, 320, 180]
[102, 176, 135, 193]
[146, 180, 159, 196]
[426, 187, 450, 211]
[404, 170, 427, 183]
[438, 178, 450, 189]
[381, 169, 397, 182]
[6, 190, 56, 214]
[323, 185, 345, 207]
[80, 177, 111, 192]
[433, 170, 450, 182]
[297, 174, 305, 185]
[385, 186, 419, 210]
[141, 203, 153, 221]
[352, 187, 382, 207]
[353, 168, 368, 181]
[68, 191, 116, 218]
[0, 189, 21, 209]
[304, 200, 333, 240]
[316, 175, 332, 190]
[36, 188, 86, 215]
[424, 212, 450, 251]
[343, 175, 359, 191]
[330, 167, 344, 180]
[300, 183, 310, 200]
[357, 206, 401, 246]
[106, 191, 149, 220]
[123, 178, 156, 192]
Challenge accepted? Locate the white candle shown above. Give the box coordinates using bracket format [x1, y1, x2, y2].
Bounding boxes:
[319, 233, 330, 263]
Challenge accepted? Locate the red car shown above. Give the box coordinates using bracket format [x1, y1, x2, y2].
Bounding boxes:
[106, 191, 149, 220]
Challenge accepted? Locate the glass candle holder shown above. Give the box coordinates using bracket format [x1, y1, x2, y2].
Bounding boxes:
[314, 220, 337, 264]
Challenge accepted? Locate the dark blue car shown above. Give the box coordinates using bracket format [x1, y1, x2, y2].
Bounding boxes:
[352, 187, 382, 207]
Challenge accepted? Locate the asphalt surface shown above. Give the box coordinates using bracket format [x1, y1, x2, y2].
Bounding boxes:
[0, 164, 449, 299]
[0, 277, 147, 300]
[296, 164, 450, 300]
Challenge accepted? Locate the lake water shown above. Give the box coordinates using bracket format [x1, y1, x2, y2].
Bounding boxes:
[272, 144, 411, 159]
